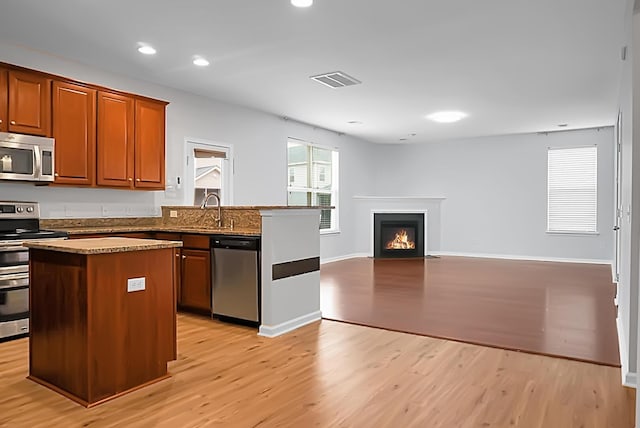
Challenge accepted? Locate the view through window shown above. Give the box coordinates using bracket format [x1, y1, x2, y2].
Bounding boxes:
[287, 139, 339, 231]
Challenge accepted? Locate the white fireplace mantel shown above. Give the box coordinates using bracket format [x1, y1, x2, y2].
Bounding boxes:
[350, 196, 446, 258]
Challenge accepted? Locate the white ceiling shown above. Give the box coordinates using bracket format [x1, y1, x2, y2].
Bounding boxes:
[0, 0, 628, 144]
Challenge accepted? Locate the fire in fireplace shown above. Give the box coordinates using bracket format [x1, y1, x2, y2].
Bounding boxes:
[374, 213, 424, 258]
[385, 229, 416, 250]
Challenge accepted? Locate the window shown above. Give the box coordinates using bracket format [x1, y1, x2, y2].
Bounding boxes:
[287, 139, 339, 232]
[547, 146, 597, 233]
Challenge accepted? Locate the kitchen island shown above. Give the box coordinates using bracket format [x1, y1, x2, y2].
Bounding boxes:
[25, 237, 182, 407]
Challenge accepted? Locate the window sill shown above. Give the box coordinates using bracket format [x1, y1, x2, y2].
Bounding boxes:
[546, 230, 600, 236]
[320, 229, 341, 236]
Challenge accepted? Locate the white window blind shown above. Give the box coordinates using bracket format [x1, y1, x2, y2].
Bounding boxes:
[547, 146, 597, 233]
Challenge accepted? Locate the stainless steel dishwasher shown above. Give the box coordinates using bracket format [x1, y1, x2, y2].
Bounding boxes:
[211, 236, 260, 323]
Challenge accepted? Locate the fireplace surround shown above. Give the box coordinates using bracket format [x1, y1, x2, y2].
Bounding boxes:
[373, 212, 425, 258]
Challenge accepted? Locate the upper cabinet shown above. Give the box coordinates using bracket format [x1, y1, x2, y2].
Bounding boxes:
[7, 70, 52, 136]
[96, 93, 167, 190]
[0, 62, 168, 190]
[97, 91, 135, 188]
[0, 69, 7, 132]
[134, 99, 166, 190]
[52, 81, 96, 185]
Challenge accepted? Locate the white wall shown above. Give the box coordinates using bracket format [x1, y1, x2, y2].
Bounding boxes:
[0, 41, 375, 260]
[371, 128, 615, 262]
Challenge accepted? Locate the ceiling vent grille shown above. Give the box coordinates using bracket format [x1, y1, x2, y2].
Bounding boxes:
[310, 71, 361, 88]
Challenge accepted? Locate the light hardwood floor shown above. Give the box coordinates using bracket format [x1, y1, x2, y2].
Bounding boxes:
[0, 314, 633, 427]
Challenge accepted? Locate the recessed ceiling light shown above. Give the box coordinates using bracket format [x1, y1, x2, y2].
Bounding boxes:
[137, 44, 156, 55]
[557, 123, 568, 127]
[399, 138, 408, 141]
[347, 121, 363, 125]
[291, 0, 313, 7]
[193, 56, 210, 67]
[426, 111, 468, 123]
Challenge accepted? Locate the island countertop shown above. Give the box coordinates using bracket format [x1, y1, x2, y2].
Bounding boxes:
[24, 237, 183, 255]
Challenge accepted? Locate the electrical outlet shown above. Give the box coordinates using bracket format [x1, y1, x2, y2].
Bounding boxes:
[170, 210, 178, 218]
[127, 277, 146, 293]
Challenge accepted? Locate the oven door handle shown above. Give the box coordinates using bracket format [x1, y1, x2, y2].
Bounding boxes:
[0, 245, 26, 252]
[0, 276, 29, 289]
[0, 284, 28, 292]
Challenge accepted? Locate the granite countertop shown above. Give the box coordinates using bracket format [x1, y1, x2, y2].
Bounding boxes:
[24, 237, 183, 255]
[53, 225, 261, 236]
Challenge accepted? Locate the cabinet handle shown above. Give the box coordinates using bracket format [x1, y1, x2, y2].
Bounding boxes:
[128, 178, 133, 182]
[10, 120, 15, 125]
[0, 119, 3, 124]
[175, 253, 180, 258]
[182, 255, 187, 259]
[54, 173, 59, 177]
[136, 178, 141, 182]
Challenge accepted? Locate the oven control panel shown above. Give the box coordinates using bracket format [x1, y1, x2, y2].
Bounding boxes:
[0, 202, 39, 219]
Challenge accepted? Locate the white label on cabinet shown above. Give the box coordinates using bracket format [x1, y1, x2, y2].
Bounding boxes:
[127, 277, 146, 292]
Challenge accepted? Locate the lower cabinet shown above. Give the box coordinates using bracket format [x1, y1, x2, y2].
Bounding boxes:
[155, 232, 212, 313]
[179, 249, 211, 312]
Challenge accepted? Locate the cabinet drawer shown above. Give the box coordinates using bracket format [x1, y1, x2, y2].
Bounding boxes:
[181, 234, 209, 250]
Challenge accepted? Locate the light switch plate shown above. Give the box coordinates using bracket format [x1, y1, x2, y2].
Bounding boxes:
[127, 277, 146, 292]
[170, 210, 178, 218]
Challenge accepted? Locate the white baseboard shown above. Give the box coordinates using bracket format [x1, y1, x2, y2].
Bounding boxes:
[258, 311, 322, 338]
[617, 316, 636, 388]
[321, 253, 368, 264]
[430, 251, 612, 265]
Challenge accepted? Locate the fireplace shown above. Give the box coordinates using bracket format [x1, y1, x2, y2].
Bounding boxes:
[374, 213, 425, 258]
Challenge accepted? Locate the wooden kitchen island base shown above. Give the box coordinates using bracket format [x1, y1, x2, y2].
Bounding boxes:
[26, 238, 182, 407]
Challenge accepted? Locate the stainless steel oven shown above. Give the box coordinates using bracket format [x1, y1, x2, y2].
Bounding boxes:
[0, 202, 68, 340]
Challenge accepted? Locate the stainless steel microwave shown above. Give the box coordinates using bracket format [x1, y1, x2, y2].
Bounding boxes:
[0, 132, 54, 182]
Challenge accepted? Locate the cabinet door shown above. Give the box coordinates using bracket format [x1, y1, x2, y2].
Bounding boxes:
[52, 81, 96, 185]
[8, 70, 51, 136]
[180, 249, 211, 311]
[0, 69, 7, 132]
[134, 99, 165, 189]
[97, 91, 134, 187]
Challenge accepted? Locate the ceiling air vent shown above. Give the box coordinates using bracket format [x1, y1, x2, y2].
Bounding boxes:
[310, 71, 361, 88]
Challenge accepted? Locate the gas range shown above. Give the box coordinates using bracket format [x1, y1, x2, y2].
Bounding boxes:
[0, 201, 68, 341]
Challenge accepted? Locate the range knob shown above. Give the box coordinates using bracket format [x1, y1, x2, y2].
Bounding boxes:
[26, 206, 34, 213]
[16, 207, 23, 213]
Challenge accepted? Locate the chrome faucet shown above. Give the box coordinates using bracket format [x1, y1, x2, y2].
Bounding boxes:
[200, 193, 222, 228]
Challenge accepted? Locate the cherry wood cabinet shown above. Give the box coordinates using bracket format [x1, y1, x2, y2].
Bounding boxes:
[96, 93, 166, 190]
[154, 232, 212, 313]
[0, 69, 7, 132]
[180, 249, 212, 312]
[97, 91, 135, 188]
[134, 99, 165, 190]
[0, 62, 168, 191]
[52, 81, 96, 185]
[7, 70, 51, 136]
[29, 247, 176, 407]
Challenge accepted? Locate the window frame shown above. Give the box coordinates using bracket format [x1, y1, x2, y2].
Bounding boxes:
[546, 145, 598, 235]
[286, 138, 340, 234]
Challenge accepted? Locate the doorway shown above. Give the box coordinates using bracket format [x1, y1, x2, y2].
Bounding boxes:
[184, 138, 233, 207]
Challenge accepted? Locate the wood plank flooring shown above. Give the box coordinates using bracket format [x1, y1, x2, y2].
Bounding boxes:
[0, 314, 633, 427]
[320, 256, 620, 366]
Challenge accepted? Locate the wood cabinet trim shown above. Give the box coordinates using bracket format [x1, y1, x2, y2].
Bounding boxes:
[0, 62, 168, 106]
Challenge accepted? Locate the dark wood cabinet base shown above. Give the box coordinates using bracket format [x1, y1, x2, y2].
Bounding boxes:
[29, 247, 177, 406]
